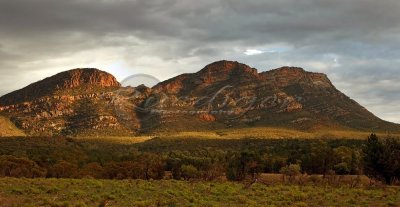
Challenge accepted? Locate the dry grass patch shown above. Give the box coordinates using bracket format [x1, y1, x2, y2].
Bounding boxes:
[73, 135, 154, 144]
[0, 116, 25, 137]
[156, 127, 396, 140]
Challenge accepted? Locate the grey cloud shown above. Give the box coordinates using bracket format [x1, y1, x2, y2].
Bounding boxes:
[0, 0, 399, 123]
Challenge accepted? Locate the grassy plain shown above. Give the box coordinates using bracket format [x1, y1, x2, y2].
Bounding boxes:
[0, 178, 400, 207]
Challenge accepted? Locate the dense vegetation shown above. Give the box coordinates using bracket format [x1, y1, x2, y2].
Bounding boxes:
[0, 134, 398, 185]
[364, 134, 400, 184]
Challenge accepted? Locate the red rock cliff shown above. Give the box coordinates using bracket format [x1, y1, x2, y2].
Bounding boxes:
[0, 68, 120, 106]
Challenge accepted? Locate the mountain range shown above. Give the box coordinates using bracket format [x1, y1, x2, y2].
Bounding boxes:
[0, 60, 399, 136]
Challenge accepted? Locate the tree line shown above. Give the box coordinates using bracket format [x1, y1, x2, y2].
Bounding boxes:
[0, 135, 399, 184]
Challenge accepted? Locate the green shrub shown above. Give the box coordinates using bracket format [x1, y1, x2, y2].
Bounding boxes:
[280, 164, 301, 182]
[181, 164, 200, 180]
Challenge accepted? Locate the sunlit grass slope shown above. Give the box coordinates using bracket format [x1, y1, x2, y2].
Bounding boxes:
[0, 115, 25, 137]
[156, 127, 399, 140]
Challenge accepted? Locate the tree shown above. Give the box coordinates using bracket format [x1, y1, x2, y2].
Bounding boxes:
[381, 137, 400, 184]
[263, 155, 287, 173]
[180, 164, 200, 180]
[333, 146, 353, 175]
[137, 153, 165, 180]
[333, 147, 363, 175]
[202, 162, 225, 181]
[363, 134, 400, 184]
[226, 151, 262, 181]
[301, 141, 335, 177]
[168, 157, 183, 180]
[280, 164, 301, 182]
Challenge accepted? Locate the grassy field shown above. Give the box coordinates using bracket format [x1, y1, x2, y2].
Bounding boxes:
[154, 127, 399, 140]
[0, 178, 399, 207]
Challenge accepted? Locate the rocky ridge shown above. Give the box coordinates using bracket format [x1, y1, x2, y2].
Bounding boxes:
[0, 61, 399, 136]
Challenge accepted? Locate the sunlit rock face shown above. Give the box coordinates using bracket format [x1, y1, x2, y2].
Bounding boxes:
[0, 68, 120, 106]
[0, 69, 129, 136]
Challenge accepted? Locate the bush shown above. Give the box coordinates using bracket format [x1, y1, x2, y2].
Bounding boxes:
[79, 162, 105, 178]
[309, 175, 322, 184]
[180, 164, 200, 180]
[0, 155, 46, 178]
[137, 153, 166, 180]
[49, 160, 78, 178]
[104, 161, 140, 179]
[334, 163, 350, 175]
[280, 164, 301, 182]
[103, 153, 165, 180]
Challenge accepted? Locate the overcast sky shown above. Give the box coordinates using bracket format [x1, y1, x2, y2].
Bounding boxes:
[0, 0, 399, 123]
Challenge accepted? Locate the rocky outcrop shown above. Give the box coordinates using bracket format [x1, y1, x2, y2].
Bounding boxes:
[0, 92, 133, 136]
[0, 69, 132, 136]
[259, 66, 334, 89]
[199, 113, 216, 122]
[0, 68, 120, 106]
[153, 60, 260, 95]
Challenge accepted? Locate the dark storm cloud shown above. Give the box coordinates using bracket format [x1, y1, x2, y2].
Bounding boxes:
[0, 0, 399, 122]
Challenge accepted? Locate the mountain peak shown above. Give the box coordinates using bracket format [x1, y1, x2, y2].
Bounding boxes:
[198, 60, 258, 76]
[51, 68, 120, 89]
[271, 66, 305, 73]
[194, 60, 259, 85]
[153, 60, 259, 94]
[0, 68, 120, 106]
[262, 66, 306, 77]
[260, 66, 333, 88]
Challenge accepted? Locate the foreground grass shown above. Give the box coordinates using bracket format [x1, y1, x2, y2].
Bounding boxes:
[0, 178, 399, 207]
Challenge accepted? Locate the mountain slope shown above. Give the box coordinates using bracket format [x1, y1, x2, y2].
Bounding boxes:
[0, 69, 133, 136]
[0, 61, 399, 136]
[149, 60, 400, 132]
